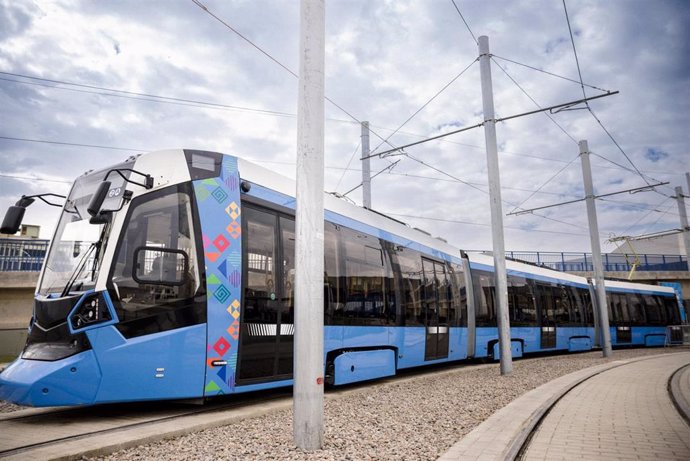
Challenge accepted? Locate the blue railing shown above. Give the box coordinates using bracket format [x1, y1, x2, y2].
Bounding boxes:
[505, 251, 688, 273]
[0, 238, 50, 271]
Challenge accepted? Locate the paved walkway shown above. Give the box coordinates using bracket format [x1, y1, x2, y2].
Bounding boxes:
[438, 352, 690, 461]
[523, 353, 690, 461]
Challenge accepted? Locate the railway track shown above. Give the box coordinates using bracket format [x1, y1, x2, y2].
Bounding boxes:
[2, 350, 685, 461]
[0, 355, 492, 460]
[0, 389, 293, 460]
[0, 363, 470, 461]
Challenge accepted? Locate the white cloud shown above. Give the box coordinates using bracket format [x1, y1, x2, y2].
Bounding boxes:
[0, 0, 687, 256]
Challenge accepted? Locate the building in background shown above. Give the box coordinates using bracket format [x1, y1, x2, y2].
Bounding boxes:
[612, 233, 685, 256]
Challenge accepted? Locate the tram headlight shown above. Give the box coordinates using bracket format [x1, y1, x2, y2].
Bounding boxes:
[69, 292, 113, 331]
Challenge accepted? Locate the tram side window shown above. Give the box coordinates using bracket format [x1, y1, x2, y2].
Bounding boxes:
[508, 276, 537, 326]
[662, 296, 680, 324]
[553, 284, 580, 325]
[642, 295, 660, 325]
[109, 184, 204, 338]
[449, 263, 467, 327]
[324, 223, 343, 325]
[473, 270, 496, 327]
[395, 247, 424, 326]
[565, 286, 586, 326]
[610, 293, 631, 326]
[579, 288, 594, 326]
[628, 293, 646, 325]
[427, 260, 455, 326]
[339, 227, 393, 325]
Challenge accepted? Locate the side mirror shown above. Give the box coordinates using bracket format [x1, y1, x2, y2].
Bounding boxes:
[87, 181, 112, 217]
[0, 206, 27, 235]
[1, 193, 65, 235]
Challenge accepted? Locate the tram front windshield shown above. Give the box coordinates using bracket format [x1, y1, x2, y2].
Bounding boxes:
[38, 168, 128, 296]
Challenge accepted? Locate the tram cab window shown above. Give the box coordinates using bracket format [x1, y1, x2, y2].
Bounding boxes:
[109, 184, 204, 338]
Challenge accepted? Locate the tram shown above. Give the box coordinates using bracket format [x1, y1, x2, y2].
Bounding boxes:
[0, 149, 683, 406]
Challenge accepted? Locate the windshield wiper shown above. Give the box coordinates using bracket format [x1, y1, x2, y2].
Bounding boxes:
[89, 223, 110, 283]
[61, 242, 97, 297]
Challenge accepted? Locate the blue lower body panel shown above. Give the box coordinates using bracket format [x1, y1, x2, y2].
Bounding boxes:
[333, 349, 396, 385]
[644, 334, 666, 347]
[568, 336, 592, 352]
[89, 324, 206, 403]
[493, 340, 523, 360]
[0, 323, 207, 407]
[0, 351, 101, 406]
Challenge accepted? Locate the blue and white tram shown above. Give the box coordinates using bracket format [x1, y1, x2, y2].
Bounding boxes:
[466, 253, 681, 358]
[601, 279, 681, 347]
[0, 149, 683, 407]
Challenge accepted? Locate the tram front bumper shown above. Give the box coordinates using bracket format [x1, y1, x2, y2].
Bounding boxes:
[0, 351, 101, 407]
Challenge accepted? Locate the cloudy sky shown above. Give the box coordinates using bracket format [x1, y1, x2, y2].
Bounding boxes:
[0, 0, 688, 255]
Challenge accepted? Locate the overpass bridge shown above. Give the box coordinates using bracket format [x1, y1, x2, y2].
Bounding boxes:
[1, 239, 688, 359]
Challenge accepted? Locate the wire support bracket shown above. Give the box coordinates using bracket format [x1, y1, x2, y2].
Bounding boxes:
[364, 91, 619, 160]
[507, 181, 670, 216]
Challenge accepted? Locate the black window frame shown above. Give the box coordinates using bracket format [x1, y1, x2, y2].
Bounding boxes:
[106, 182, 207, 339]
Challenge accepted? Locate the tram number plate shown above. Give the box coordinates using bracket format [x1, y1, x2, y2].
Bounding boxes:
[108, 187, 123, 198]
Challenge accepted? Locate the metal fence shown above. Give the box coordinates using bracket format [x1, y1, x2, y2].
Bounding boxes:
[0, 239, 50, 272]
[505, 251, 688, 273]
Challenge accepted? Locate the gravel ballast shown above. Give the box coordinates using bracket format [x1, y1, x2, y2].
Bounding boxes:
[78, 348, 684, 461]
[0, 401, 22, 414]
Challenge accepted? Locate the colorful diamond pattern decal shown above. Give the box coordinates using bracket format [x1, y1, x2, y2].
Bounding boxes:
[195, 156, 241, 397]
[226, 202, 240, 220]
[227, 320, 240, 340]
[213, 234, 229, 252]
[212, 187, 228, 203]
[213, 285, 230, 303]
[227, 222, 241, 239]
[227, 252, 241, 267]
[227, 299, 241, 319]
[213, 337, 231, 356]
[225, 175, 239, 191]
[229, 270, 241, 288]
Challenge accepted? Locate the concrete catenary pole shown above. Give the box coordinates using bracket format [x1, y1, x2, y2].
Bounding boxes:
[674, 186, 690, 271]
[293, 0, 325, 451]
[686, 172, 690, 197]
[579, 140, 612, 357]
[361, 121, 371, 208]
[478, 35, 512, 375]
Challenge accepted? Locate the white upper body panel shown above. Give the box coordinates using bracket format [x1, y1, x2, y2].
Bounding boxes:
[237, 156, 465, 262]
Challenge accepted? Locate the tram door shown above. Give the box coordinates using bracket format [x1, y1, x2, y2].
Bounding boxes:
[237, 206, 295, 383]
[423, 259, 450, 361]
[538, 283, 557, 349]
